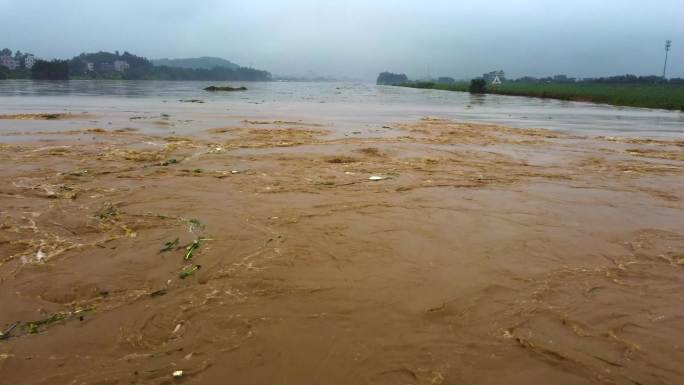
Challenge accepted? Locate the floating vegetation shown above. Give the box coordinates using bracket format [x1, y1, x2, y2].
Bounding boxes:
[103, 149, 166, 162]
[96, 203, 119, 220]
[22, 307, 94, 335]
[184, 239, 201, 260]
[0, 323, 19, 340]
[41, 184, 78, 199]
[150, 288, 168, 297]
[160, 238, 180, 253]
[401, 82, 684, 111]
[179, 265, 201, 279]
[204, 86, 247, 92]
[24, 313, 67, 334]
[326, 156, 358, 164]
[164, 136, 192, 143]
[187, 218, 204, 233]
[0, 113, 71, 120]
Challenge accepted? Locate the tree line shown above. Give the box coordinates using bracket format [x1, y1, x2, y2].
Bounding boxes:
[1, 49, 271, 81]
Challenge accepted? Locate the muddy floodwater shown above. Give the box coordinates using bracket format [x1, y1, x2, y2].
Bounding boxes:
[1, 81, 684, 385]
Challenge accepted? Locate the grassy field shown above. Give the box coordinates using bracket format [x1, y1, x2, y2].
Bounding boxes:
[402, 82, 684, 111]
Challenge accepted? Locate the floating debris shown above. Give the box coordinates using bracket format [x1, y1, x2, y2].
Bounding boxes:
[368, 176, 387, 181]
[172, 370, 184, 378]
[35, 250, 47, 263]
[66, 170, 89, 177]
[161, 158, 178, 166]
[0, 323, 19, 340]
[24, 314, 65, 334]
[96, 203, 118, 220]
[150, 288, 169, 297]
[179, 265, 201, 279]
[187, 219, 204, 233]
[41, 184, 78, 200]
[204, 86, 247, 92]
[23, 308, 93, 334]
[184, 239, 201, 260]
[160, 238, 180, 253]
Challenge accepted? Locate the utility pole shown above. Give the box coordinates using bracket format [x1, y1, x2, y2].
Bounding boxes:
[662, 40, 672, 80]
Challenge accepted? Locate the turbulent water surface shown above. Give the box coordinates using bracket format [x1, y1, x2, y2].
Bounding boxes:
[1, 80, 684, 385]
[1, 80, 683, 139]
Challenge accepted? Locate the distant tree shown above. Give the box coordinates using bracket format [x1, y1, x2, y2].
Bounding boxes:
[31, 60, 70, 80]
[513, 76, 541, 84]
[437, 77, 456, 85]
[469, 79, 487, 94]
[377, 72, 409, 85]
[1, 48, 11, 56]
[68, 59, 88, 75]
[579, 74, 663, 84]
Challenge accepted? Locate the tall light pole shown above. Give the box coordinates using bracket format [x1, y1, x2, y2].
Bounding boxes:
[662, 40, 672, 80]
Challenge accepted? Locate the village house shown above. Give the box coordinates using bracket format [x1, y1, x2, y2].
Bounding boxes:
[113, 60, 130, 72]
[0, 55, 20, 70]
[483, 70, 506, 84]
[99, 62, 115, 72]
[99, 60, 129, 72]
[24, 54, 35, 69]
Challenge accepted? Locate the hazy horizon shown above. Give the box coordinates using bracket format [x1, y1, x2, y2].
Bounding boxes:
[1, 0, 682, 80]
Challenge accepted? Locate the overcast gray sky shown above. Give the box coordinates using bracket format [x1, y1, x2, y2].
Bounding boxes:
[1, 0, 682, 80]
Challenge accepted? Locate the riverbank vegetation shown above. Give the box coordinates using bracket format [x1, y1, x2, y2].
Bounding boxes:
[376, 72, 409, 85]
[401, 80, 684, 111]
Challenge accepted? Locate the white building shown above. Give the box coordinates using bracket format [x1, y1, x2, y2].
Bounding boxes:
[0, 55, 19, 70]
[113, 60, 129, 72]
[24, 54, 35, 69]
[85, 62, 94, 72]
[483, 70, 506, 84]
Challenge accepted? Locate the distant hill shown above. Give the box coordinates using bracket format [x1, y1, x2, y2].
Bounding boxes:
[152, 57, 240, 70]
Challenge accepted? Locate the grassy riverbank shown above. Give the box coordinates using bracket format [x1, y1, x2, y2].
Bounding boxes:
[402, 82, 684, 111]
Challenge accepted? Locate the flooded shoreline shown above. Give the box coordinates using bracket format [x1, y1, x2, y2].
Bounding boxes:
[1, 80, 683, 139]
[1, 85, 684, 384]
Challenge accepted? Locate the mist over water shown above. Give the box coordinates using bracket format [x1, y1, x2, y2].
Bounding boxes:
[2, 0, 682, 80]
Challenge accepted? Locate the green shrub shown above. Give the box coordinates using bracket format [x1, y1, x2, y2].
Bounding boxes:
[469, 79, 487, 94]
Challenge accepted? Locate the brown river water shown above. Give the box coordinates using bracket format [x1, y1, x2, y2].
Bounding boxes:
[1, 81, 684, 385]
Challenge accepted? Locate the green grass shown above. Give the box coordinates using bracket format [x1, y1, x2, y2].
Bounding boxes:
[401, 82, 684, 111]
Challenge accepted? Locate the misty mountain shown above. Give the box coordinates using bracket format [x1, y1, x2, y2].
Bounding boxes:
[152, 57, 240, 70]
